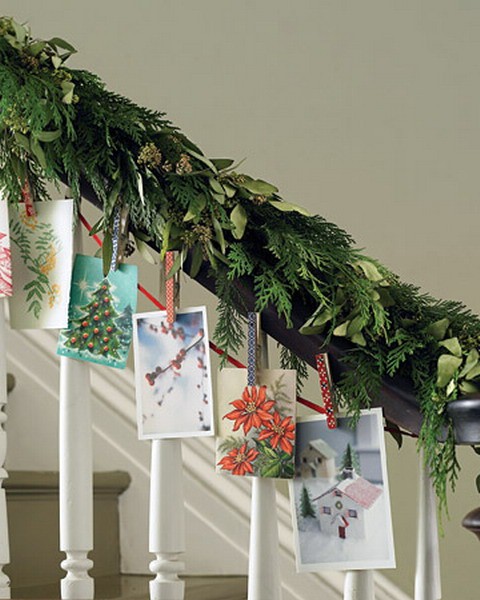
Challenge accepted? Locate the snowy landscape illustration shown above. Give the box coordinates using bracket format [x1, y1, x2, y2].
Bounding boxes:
[290, 409, 395, 571]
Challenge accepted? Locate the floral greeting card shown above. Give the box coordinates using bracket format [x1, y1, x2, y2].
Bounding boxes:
[9, 200, 74, 328]
[133, 307, 214, 439]
[57, 254, 138, 368]
[216, 368, 296, 479]
[289, 409, 395, 571]
[0, 200, 12, 298]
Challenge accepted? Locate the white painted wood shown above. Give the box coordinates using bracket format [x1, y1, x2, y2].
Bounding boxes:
[344, 571, 375, 600]
[248, 325, 282, 600]
[414, 452, 441, 600]
[148, 438, 185, 600]
[6, 325, 413, 600]
[59, 219, 94, 600]
[59, 357, 94, 599]
[0, 300, 10, 598]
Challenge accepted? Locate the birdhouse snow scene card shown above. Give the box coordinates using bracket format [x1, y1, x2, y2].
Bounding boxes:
[0, 199, 12, 298]
[57, 254, 138, 369]
[216, 368, 297, 479]
[133, 307, 214, 439]
[8, 200, 74, 329]
[289, 408, 395, 572]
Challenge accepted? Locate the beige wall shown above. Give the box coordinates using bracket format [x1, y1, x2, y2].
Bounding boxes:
[4, 1, 480, 597]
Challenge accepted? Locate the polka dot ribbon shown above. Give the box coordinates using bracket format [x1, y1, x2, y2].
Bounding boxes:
[165, 251, 176, 325]
[315, 353, 337, 429]
[21, 180, 36, 217]
[247, 312, 257, 386]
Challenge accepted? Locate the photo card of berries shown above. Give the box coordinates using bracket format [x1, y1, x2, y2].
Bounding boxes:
[216, 368, 297, 479]
[57, 254, 138, 368]
[0, 199, 12, 298]
[133, 306, 214, 439]
[8, 200, 74, 328]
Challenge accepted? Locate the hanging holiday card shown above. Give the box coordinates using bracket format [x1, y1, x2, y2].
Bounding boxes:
[57, 254, 137, 368]
[216, 368, 297, 479]
[289, 409, 395, 571]
[133, 307, 214, 439]
[9, 200, 74, 328]
[0, 199, 12, 298]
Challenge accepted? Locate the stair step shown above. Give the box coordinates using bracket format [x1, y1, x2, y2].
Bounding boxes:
[12, 574, 248, 600]
[5, 471, 131, 587]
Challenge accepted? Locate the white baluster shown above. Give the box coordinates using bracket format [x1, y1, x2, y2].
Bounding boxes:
[59, 357, 94, 599]
[59, 216, 94, 599]
[248, 325, 282, 600]
[344, 571, 374, 600]
[149, 438, 185, 600]
[415, 451, 441, 600]
[0, 299, 10, 598]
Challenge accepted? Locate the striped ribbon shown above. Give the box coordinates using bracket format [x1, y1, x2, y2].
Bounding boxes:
[315, 353, 337, 429]
[21, 181, 36, 217]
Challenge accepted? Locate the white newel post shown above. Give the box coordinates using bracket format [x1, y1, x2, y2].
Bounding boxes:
[344, 571, 375, 600]
[0, 300, 10, 598]
[59, 216, 94, 599]
[149, 439, 185, 600]
[414, 452, 441, 600]
[248, 325, 282, 600]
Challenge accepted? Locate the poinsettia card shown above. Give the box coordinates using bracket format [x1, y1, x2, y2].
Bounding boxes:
[0, 199, 12, 298]
[133, 307, 214, 439]
[57, 254, 138, 369]
[9, 200, 74, 328]
[216, 368, 296, 479]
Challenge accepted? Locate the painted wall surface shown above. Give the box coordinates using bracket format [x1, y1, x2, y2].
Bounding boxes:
[3, 1, 480, 598]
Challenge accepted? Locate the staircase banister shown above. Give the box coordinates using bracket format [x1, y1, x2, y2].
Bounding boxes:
[74, 177, 424, 436]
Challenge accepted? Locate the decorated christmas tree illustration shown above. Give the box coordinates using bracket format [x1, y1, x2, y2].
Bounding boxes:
[63, 278, 122, 360]
[339, 443, 361, 479]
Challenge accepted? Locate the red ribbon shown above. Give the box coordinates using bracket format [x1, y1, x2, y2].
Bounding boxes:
[315, 353, 337, 428]
[164, 251, 175, 325]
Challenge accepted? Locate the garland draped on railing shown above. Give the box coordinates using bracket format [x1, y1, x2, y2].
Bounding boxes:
[1, 16, 478, 509]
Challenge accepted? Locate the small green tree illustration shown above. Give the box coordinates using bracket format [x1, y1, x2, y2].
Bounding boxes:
[300, 483, 316, 519]
[339, 443, 361, 477]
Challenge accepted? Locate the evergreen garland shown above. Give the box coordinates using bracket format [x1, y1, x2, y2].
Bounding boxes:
[1, 16, 479, 508]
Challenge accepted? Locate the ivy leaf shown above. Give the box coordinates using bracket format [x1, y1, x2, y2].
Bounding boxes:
[460, 381, 479, 394]
[135, 237, 156, 265]
[438, 337, 462, 358]
[347, 315, 366, 336]
[211, 158, 234, 171]
[48, 37, 77, 54]
[188, 244, 203, 278]
[30, 138, 47, 169]
[102, 230, 113, 276]
[426, 318, 450, 341]
[209, 178, 225, 195]
[241, 176, 278, 196]
[186, 149, 218, 174]
[269, 200, 310, 216]
[437, 354, 462, 388]
[351, 332, 367, 346]
[212, 217, 226, 253]
[385, 419, 403, 449]
[354, 259, 384, 282]
[183, 193, 207, 222]
[466, 363, 480, 381]
[460, 349, 479, 378]
[223, 183, 237, 198]
[35, 130, 61, 143]
[230, 204, 247, 239]
[333, 321, 350, 336]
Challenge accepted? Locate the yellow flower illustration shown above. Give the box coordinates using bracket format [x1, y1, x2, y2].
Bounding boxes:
[19, 212, 38, 231]
[48, 283, 61, 308]
[39, 244, 57, 275]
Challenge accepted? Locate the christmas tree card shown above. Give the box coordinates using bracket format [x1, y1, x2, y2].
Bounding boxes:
[133, 307, 214, 439]
[0, 199, 12, 298]
[289, 409, 395, 572]
[57, 254, 138, 369]
[9, 200, 74, 328]
[216, 368, 297, 479]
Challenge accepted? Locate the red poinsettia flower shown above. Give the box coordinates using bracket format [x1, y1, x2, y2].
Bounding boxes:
[257, 412, 295, 455]
[217, 443, 260, 476]
[223, 385, 275, 434]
